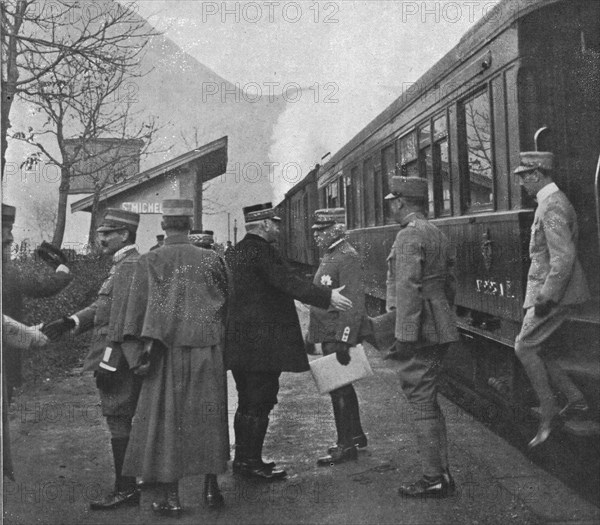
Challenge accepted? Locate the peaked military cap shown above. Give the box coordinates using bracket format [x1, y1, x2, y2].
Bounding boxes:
[243, 202, 281, 223]
[162, 199, 194, 217]
[514, 152, 554, 175]
[2, 204, 16, 225]
[384, 176, 428, 200]
[312, 208, 346, 230]
[97, 208, 140, 232]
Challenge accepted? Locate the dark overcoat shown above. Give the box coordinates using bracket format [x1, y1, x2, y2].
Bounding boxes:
[2, 262, 72, 396]
[225, 233, 331, 372]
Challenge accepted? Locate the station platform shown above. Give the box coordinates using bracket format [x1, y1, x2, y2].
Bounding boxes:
[3, 338, 599, 525]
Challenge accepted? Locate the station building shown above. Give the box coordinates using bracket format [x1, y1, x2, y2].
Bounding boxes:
[71, 136, 227, 252]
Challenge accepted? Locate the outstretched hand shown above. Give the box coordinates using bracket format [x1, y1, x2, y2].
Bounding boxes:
[330, 285, 353, 312]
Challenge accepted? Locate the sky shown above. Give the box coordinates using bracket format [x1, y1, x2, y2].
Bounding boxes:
[136, 0, 502, 201]
[5, 0, 502, 247]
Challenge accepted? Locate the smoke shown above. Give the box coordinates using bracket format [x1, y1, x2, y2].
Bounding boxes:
[268, 80, 401, 204]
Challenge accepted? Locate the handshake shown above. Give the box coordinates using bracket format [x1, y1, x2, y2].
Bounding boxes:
[41, 316, 76, 341]
[3, 315, 49, 350]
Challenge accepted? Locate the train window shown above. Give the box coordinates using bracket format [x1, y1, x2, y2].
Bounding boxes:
[398, 132, 419, 177]
[420, 144, 435, 217]
[326, 181, 339, 208]
[337, 177, 346, 208]
[437, 139, 452, 215]
[418, 116, 451, 218]
[434, 114, 451, 216]
[459, 90, 494, 211]
[418, 122, 431, 148]
[433, 115, 447, 141]
[374, 165, 383, 225]
[363, 158, 376, 227]
[382, 144, 396, 224]
[345, 174, 355, 228]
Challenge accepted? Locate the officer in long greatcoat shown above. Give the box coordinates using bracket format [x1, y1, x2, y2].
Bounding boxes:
[43, 208, 144, 510]
[308, 208, 369, 465]
[513, 151, 590, 448]
[121, 199, 230, 517]
[225, 202, 353, 480]
[385, 177, 458, 498]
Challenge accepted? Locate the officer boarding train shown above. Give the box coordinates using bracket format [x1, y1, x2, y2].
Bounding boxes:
[274, 0, 600, 498]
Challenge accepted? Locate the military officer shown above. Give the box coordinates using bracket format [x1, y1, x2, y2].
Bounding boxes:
[42, 209, 144, 510]
[385, 177, 458, 498]
[225, 202, 353, 480]
[514, 151, 590, 448]
[308, 208, 369, 465]
[2, 203, 73, 402]
[121, 199, 230, 517]
[190, 229, 215, 250]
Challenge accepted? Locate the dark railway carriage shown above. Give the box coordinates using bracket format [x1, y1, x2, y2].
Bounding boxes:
[314, 0, 600, 417]
[275, 164, 320, 271]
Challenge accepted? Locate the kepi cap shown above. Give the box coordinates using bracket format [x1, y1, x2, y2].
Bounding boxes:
[2, 204, 16, 225]
[384, 176, 428, 200]
[162, 199, 194, 217]
[514, 152, 554, 175]
[243, 202, 281, 223]
[97, 208, 140, 232]
[312, 208, 345, 230]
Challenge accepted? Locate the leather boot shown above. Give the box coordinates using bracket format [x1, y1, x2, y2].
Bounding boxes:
[203, 474, 224, 509]
[151, 481, 182, 518]
[318, 388, 358, 466]
[327, 386, 367, 453]
[234, 414, 286, 480]
[233, 410, 274, 472]
[89, 438, 140, 510]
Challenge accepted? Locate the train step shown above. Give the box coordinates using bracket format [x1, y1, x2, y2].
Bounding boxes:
[530, 407, 600, 436]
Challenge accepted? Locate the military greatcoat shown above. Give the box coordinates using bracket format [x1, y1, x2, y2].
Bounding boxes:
[386, 212, 458, 346]
[308, 238, 367, 345]
[122, 234, 230, 481]
[225, 233, 331, 373]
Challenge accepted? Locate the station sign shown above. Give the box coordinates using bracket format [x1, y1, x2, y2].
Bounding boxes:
[121, 202, 163, 214]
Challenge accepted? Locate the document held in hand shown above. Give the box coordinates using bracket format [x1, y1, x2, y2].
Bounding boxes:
[309, 344, 374, 395]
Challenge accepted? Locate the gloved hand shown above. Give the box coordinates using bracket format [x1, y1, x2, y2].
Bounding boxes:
[42, 317, 76, 340]
[329, 342, 351, 366]
[35, 241, 69, 271]
[133, 351, 151, 376]
[534, 295, 556, 317]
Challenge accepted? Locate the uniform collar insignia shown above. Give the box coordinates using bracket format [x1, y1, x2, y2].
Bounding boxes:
[327, 238, 345, 251]
[113, 244, 136, 264]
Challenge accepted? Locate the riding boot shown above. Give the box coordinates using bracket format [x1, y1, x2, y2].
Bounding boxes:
[89, 437, 139, 510]
[234, 414, 286, 480]
[233, 410, 275, 472]
[318, 387, 358, 465]
[345, 386, 367, 448]
[203, 474, 224, 509]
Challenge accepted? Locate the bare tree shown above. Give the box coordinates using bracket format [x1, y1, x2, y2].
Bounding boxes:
[7, 0, 162, 246]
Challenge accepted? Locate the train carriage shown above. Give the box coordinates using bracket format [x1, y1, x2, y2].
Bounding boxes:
[312, 0, 599, 410]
